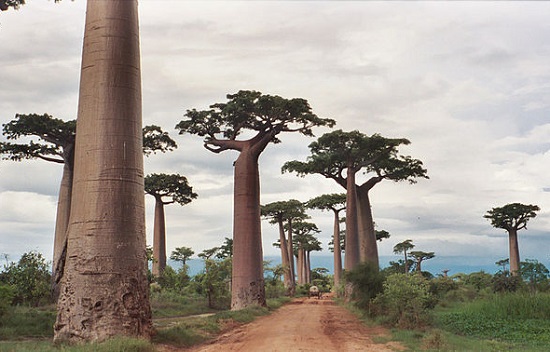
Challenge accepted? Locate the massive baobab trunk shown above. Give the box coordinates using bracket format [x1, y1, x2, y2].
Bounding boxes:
[54, 0, 152, 342]
[344, 166, 359, 270]
[356, 187, 379, 268]
[508, 229, 520, 276]
[231, 148, 266, 310]
[52, 153, 73, 298]
[152, 197, 167, 277]
[332, 211, 343, 289]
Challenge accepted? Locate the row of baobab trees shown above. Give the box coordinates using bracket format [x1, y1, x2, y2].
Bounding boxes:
[2, 1, 540, 344]
[0, 0, 430, 344]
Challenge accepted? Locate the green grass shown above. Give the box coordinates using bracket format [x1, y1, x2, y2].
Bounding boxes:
[435, 292, 550, 347]
[150, 290, 215, 318]
[0, 305, 56, 340]
[0, 337, 155, 352]
[153, 297, 290, 348]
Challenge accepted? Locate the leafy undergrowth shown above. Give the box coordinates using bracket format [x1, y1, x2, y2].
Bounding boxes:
[435, 293, 550, 349]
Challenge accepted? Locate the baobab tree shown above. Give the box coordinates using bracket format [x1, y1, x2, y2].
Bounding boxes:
[306, 193, 346, 288]
[393, 239, 415, 273]
[410, 251, 435, 273]
[261, 199, 308, 295]
[145, 173, 197, 277]
[290, 221, 321, 285]
[484, 203, 540, 276]
[0, 113, 75, 292]
[1, 113, 176, 295]
[176, 90, 334, 310]
[170, 246, 194, 266]
[54, 1, 152, 342]
[283, 130, 427, 270]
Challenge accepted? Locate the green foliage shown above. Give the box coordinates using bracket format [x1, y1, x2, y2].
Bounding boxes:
[169, 246, 194, 266]
[436, 292, 550, 346]
[0, 251, 52, 306]
[144, 173, 197, 206]
[429, 276, 459, 300]
[0, 284, 14, 317]
[176, 90, 335, 147]
[1, 113, 75, 163]
[156, 265, 190, 292]
[194, 258, 232, 310]
[372, 273, 432, 328]
[459, 271, 493, 291]
[344, 262, 385, 310]
[142, 125, 177, 156]
[484, 202, 540, 231]
[520, 259, 549, 292]
[492, 271, 523, 293]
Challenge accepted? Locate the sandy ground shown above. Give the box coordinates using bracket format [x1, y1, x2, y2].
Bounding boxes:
[165, 295, 404, 352]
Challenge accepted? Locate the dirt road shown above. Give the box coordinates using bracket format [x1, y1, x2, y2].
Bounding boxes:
[183, 296, 404, 352]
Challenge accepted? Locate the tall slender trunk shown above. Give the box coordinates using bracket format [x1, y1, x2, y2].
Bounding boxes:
[287, 219, 296, 286]
[277, 219, 293, 295]
[54, 0, 152, 342]
[52, 152, 73, 298]
[305, 251, 311, 284]
[332, 210, 342, 289]
[152, 197, 166, 277]
[296, 248, 304, 285]
[508, 229, 520, 276]
[344, 166, 359, 270]
[231, 149, 266, 310]
[356, 188, 379, 268]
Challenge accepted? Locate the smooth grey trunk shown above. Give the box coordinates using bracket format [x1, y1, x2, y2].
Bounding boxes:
[356, 188, 379, 268]
[344, 166, 359, 270]
[152, 197, 166, 277]
[332, 211, 343, 289]
[287, 220, 296, 286]
[54, 0, 152, 342]
[231, 149, 266, 310]
[277, 220, 294, 295]
[52, 155, 73, 298]
[508, 229, 520, 276]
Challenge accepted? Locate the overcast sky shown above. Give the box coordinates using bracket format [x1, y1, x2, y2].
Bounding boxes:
[1, 1, 549, 269]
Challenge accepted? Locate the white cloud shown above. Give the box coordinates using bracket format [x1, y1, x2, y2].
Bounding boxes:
[1, 1, 549, 269]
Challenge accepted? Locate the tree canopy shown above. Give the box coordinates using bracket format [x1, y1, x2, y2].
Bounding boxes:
[1, 113, 75, 163]
[144, 173, 197, 205]
[484, 203, 540, 231]
[176, 90, 335, 154]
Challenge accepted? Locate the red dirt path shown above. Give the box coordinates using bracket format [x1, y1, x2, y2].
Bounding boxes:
[163, 295, 404, 352]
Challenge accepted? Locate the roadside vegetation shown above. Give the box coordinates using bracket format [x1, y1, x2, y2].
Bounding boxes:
[0, 250, 293, 351]
[344, 258, 550, 351]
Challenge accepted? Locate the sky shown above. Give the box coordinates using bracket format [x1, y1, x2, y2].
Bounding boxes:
[1, 1, 549, 272]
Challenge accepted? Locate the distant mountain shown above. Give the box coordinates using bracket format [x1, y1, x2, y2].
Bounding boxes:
[168, 254, 546, 277]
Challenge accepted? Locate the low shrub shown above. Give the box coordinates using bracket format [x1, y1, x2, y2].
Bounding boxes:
[372, 273, 432, 329]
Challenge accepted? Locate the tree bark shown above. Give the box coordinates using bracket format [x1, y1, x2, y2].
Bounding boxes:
[356, 187, 379, 268]
[508, 229, 520, 276]
[332, 210, 343, 289]
[54, 0, 152, 342]
[287, 219, 296, 287]
[306, 251, 311, 284]
[344, 166, 359, 270]
[231, 148, 266, 310]
[52, 155, 73, 299]
[152, 197, 166, 277]
[277, 219, 293, 295]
